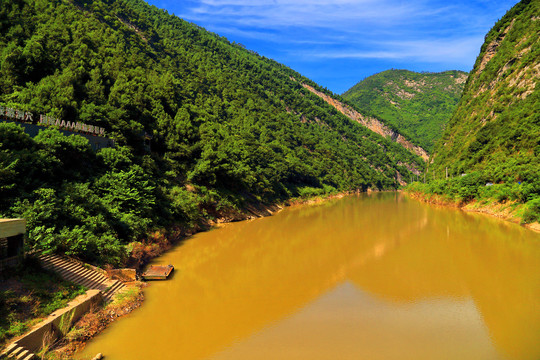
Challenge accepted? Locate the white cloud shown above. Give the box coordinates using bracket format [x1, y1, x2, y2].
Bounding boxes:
[171, 0, 519, 71]
[181, 0, 445, 30]
[309, 37, 482, 63]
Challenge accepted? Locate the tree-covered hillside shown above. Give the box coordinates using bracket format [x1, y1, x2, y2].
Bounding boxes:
[0, 0, 424, 265]
[343, 70, 468, 152]
[410, 0, 539, 223]
[431, 0, 538, 178]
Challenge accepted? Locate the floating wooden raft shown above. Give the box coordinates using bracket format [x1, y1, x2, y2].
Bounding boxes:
[142, 264, 174, 280]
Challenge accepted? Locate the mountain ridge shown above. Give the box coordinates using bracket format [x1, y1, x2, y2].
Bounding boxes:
[342, 69, 468, 152]
[0, 0, 424, 264]
[430, 0, 538, 179]
[409, 0, 539, 225]
[301, 83, 429, 163]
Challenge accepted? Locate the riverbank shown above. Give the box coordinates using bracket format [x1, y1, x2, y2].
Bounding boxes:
[406, 190, 540, 233]
[211, 191, 360, 224]
[38, 190, 361, 359]
[127, 191, 362, 268]
[71, 190, 540, 360]
[38, 188, 537, 359]
[0, 259, 86, 349]
[44, 284, 145, 360]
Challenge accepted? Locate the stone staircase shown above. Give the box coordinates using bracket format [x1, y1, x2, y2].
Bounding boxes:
[1, 254, 128, 359]
[36, 253, 127, 303]
[0, 343, 35, 360]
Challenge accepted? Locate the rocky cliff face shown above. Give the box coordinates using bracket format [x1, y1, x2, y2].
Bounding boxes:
[429, 0, 539, 181]
[302, 84, 430, 162]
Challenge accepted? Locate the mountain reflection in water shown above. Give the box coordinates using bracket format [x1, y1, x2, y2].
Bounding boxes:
[81, 193, 540, 360]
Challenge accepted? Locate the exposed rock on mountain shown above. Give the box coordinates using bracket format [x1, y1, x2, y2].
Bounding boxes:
[343, 70, 468, 152]
[430, 0, 539, 181]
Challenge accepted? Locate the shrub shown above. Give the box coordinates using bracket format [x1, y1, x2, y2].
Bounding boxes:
[522, 198, 540, 224]
[297, 186, 325, 198]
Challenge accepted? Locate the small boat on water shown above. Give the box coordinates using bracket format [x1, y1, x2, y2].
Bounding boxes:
[142, 264, 174, 280]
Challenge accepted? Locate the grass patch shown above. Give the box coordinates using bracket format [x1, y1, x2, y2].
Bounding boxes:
[0, 257, 86, 348]
[112, 286, 140, 306]
[48, 284, 144, 359]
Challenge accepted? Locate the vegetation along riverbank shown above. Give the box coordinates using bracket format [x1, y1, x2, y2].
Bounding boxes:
[0, 259, 86, 349]
[0, 0, 424, 270]
[406, 185, 540, 233]
[0, 0, 538, 357]
[406, 0, 539, 231]
[46, 285, 145, 359]
[0, 190, 358, 358]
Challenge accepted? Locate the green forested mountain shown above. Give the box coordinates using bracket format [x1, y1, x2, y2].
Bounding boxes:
[431, 0, 538, 177]
[411, 0, 539, 223]
[0, 0, 424, 264]
[343, 70, 468, 152]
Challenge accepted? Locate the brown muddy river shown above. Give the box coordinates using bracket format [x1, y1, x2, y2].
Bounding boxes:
[80, 193, 540, 360]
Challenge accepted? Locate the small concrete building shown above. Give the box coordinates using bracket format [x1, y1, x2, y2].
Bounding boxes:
[0, 218, 26, 272]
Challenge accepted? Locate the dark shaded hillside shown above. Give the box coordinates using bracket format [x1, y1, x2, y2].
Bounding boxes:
[343, 70, 468, 152]
[0, 0, 424, 264]
[409, 0, 539, 224]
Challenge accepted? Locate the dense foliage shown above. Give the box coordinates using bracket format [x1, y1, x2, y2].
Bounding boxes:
[408, 174, 540, 223]
[413, 0, 539, 223]
[0, 0, 424, 264]
[343, 70, 468, 152]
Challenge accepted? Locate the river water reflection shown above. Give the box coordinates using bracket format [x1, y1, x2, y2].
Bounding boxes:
[81, 193, 540, 360]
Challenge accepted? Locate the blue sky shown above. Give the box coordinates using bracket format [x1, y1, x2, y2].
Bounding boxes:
[145, 0, 520, 94]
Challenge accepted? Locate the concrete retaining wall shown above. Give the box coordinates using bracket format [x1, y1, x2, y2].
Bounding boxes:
[15, 290, 102, 353]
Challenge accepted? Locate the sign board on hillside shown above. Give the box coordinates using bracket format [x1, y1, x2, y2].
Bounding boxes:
[0, 106, 106, 137]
